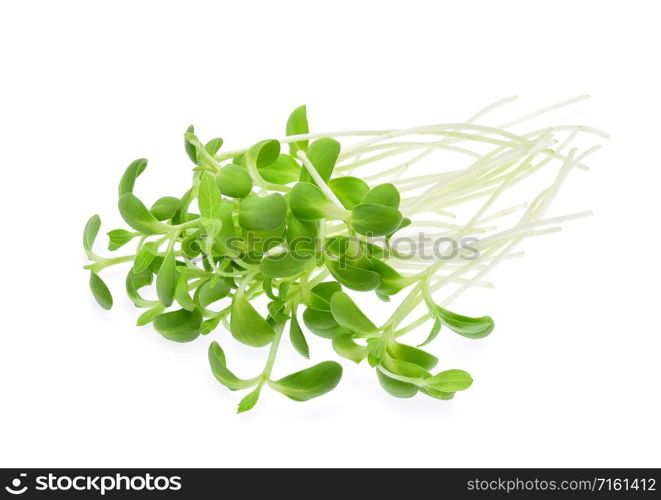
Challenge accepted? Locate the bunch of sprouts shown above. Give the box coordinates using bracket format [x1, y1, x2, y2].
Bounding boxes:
[84, 96, 606, 411]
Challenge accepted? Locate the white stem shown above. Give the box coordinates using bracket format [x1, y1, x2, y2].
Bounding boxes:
[297, 151, 346, 209]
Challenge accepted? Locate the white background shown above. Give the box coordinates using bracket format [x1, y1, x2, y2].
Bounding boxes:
[1, 0, 659, 468]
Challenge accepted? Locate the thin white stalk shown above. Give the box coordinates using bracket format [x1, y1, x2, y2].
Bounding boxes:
[478, 203, 529, 223]
[465, 95, 519, 123]
[407, 220, 497, 232]
[297, 150, 346, 210]
[403, 139, 549, 214]
[474, 210, 592, 249]
[437, 149, 581, 306]
[340, 124, 530, 158]
[497, 95, 591, 129]
[339, 140, 483, 163]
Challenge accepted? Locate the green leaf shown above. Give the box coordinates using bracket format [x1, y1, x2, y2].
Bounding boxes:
[175, 272, 195, 311]
[230, 293, 275, 347]
[418, 319, 442, 347]
[200, 314, 222, 334]
[325, 258, 381, 292]
[198, 172, 222, 220]
[172, 188, 193, 225]
[153, 308, 202, 342]
[382, 356, 431, 380]
[361, 183, 400, 208]
[376, 369, 418, 398]
[205, 137, 224, 156]
[286, 214, 318, 255]
[426, 369, 473, 392]
[156, 247, 176, 307]
[289, 313, 310, 359]
[387, 341, 438, 370]
[89, 272, 113, 310]
[332, 335, 367, 364]
[247, 139, 281, 169]
[194, 279, 231, 309]
[324, 235, 368, 260]
[118, 193, 170, 235]
[290, 182, 337, 220]
[371, 260, 410, 296]
[270, 361, 342, 401]
[208, 341, 257, 391]
[366, 337, 387, 366]
[83, 214, 101, 256]
[125, 268, 153, 307]
[242, 223, 286, 255]
[329, 291, 377, 333]
[286, 105, 309, 155]
[433, 306, 495, 339]
[329, 176, 370, 209]
[278, 281, 291, 300]
[258, 154, 301, 184]
[181, 234, 201, 258]
[136, 304, 165, 326]
[262, 278, 278, 301]
[184, 125, 197, 164]
[216, 165, 253, 198]
[299, 138, 340, 183]
[420, 387, 455, 400]
[260, 252, 313, 278]
[237, 386, 261, 413]
[302, 308, 351, 339]
[107, 229, 135, 251]
[212, 200, 240, 255]
[133, 241, 159, 274]
[267, 300, 289, 323]
[387, 216, 412, 239]
[350, 203, 403, 236]
[238, 193, 287, 231]
[305, 281, 342, 311]
[150, 196, 180, 221]
[148, 255, 165, 273]
[118, 158, 147, 197]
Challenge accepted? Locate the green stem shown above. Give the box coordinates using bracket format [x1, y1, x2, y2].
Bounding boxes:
[393, 313, 431, 338]
[382, 281, 424, 330]
[91, 254, 135, 268]
[298, 274, 313, 304]
[85, 249, 186, 273]
[261, 320, 287, 382]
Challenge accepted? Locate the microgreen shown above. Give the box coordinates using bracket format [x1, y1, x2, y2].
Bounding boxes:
[230, 282, 276, 347]
[238, 194, 287, 231]
[329, 176, 369, 209]
[106, 229, 135, 251]
[118, 193, 171, 235]
[350, 203, 403, 236]
[83, 98, 604, 411]
[299, 138, 341, 184]
[89, 272, 113, 310]
[150, 196, 181, 221]
[118, 158, 147, 197]
[153, 308, 202, 343]
[216, 165, 253, 198]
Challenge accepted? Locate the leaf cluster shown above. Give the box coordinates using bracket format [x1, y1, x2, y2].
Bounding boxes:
[83, 105, 494, 411]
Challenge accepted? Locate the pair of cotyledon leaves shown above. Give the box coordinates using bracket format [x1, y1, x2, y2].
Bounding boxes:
[289, 180, 406, 237]
[209, 277, 342, 411]
[209, 341, 342, 412]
